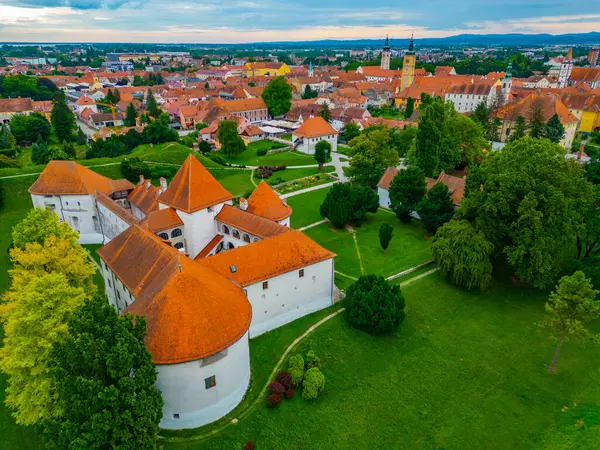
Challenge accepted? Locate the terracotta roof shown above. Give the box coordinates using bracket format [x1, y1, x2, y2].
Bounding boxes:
[570, 68, 600, 84]
[216, 204, 291, 239]
[293, 116, 338, 139]
[447, 82, 492, 95]
[377, 167, 399, 190]
[29, 161, 134, 196]
[195, 235, 224, 259]
[146, 207, 183, 233]
[0, 97, 34, 113]
[496, 94, 578, 124]
[95, 191, 138, 225]
[128, 179, 160, 215]
[436, 172, 465, 205]
[159, 155, 233, 213]
[240, 125, 264, 136]
[75, 95, 96, 106]
[246, 181, 292, 221]
[223, 97, 267, 113]
[359, 67, 401, 78]
[197, 230, 335, 287]
[98, 225, 251, 364]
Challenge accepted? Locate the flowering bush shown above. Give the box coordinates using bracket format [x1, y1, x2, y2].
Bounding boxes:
[275, 371, 293, 391]
[266, 392, 283, 408]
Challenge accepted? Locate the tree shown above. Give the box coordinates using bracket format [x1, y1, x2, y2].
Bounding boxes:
[0, 273, 87, 425]
[261, 76, 292, 117]
[378, 223, 393, 251]
[460, 138, 593, 288]
[447, 114, 489, 167]
[31, 136, 49, 165]
[471, 102, 490, 132]
[45, 295, 163, 449]
[288, 354, 305, 387]
[121, 157, 151, 183]
[431, 220, 494, 290]
[346, 129, 399, 188]
[142, 114, 178, 144]
[62, 140, 76, 159]
[344, 274, 406, 334]
[389, 166, 426, 222]
[105, 88, 116, 104]
[509, 115, 527, 142]
[417, 182, 455, 233]
[9, 113, 51, 145]
[0, 124, 16, 150]
[124, 103, 138, 127]
[76, 127, 87, 145]
[302, 85, 318, 99]
[543, 113, 565, 144]
[528, 103, 545, 139]
[51, 90, 75, 143]
[319, 102, 331, 122]
[403, 97, 415, 119]
[146, 89, 160, 118]
[204, 81, 210, 89]
[314, 140, 331, 170]
[539, 271, 600, 373]
[12, 207, 73, 250]
[198, 140, 212, 153]
[342, 122, 360, 142]
[302, 368, 325, 401]
[218, 120, 245, 156]
[320, 182, 378, 228]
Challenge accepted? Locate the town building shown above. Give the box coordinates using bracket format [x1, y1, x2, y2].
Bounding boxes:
[380, 36, 391, 71]
[291, 116, 338, 154]
[400, 35, 416, 91]
[557, 48, 574, 88]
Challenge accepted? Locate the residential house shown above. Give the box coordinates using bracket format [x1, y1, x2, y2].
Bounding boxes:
[292, 116, 338, 154]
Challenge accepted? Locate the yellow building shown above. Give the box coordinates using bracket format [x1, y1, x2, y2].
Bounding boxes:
[244, 62, 290, 77]
[580, 110, 600, 133]
[400, 35, 416, 91]
[561, 91, 600, 133]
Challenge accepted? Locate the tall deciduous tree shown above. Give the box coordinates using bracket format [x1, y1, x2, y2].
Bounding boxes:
[261, 76, 292, 117]
[45, 295, 163, 449]
[51, 90, 75, 143]
[417, 182, 455, 233]
[314, 140, 331, 170]
[218, 120, 245, 156]
[10, 113, 51, 145]
[540, 271, 600, 373]
[346, 129, 399, 188]
[389, 166, 426, 222]
[543, 113, 565, 144]
[342, 122, 360, 142]
[320, 182, 378, 228]
[528, 103, 545, 139]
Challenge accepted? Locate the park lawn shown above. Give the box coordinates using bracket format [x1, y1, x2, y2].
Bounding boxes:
[304, 224, 361, 276]
[255, 166, 333, 185]
[130, 142, 219, 167]
[164, 272, 600, 450]
[286, 187, 331, 229]
[224, 143, 316, 167]
[209, 169, 254, 197]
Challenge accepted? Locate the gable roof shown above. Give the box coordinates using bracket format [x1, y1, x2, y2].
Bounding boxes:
[293, 116, 338, 138]
[98, 225, 251, 364]
[496, 93, 578, 124]
[215, 204, 291, 239]
[158, 155, 233, 213]
[146, 207, 184, 233]
[75, 95, 96, 106]
[0, 97, 34, 113]
[246, 181, 292, 221]
[197, 230, 335, 287]
[29, 161, 134, 196]
[377, 167, 399, 190]
[127, 179, 160, 215]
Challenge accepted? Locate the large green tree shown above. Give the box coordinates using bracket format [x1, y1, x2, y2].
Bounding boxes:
[9, 113, 51, 145]
[346, 129, 399, 188]
[51, 90, 75, 143]
[45, 295, 163, 449]
[389, 166, 426, 222]
[508, 115, 527, 142]
[539, 271, 600, 373]
[124, 103, 138, 127]
[218, 120, 246, 156]
[261, 76, 292, 117]
[417, 182, 455, 233]
[342, 122, 360, 142]
[447, 114, 489, 167]
[320, 182, 378, 228]
[543, 113, 565, 144]
[460, 137, 594, 288]
[314, 140, 331, 170]
[403, 97, 415, 119]
[146, 89, 160, 118]
[528, 104, 545, 139]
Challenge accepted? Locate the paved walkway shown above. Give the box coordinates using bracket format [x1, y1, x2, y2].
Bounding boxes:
[331, 151, 349, 182]
[281, 181, 338, 199]
[298, 219, 328, 231]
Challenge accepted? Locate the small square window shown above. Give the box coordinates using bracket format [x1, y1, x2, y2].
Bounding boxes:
[299, 269, 304, 278]
[205, 375, 216, 389]
[173, 413, 180, 419]
[262, 281, 269, 290]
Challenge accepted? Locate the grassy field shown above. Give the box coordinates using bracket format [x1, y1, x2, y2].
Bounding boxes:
[209, 169, 254, 197]
[130, 142, 219, 167]
[223, 141, 317, 167]
[163, 272, 600, 450]
[286, 187, 331, 229]
[256, 166, 334, 186]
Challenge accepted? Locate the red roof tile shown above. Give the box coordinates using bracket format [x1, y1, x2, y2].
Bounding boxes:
[216, 204, 291, 239]
[246, 181, 292, 221]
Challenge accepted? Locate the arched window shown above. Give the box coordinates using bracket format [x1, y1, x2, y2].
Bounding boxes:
[171, 228, 182, 238]
[232, 230, 240, 239]
[243, 233, 250, 243]
[222, 225, 230, 235]
[174, 242, 184, 250]
[158, 232, 168, 240]
[228, 242, 235, 249]
[253, 238, 260, 243]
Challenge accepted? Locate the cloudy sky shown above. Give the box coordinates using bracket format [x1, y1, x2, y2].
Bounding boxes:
[0, 0, 599, 43]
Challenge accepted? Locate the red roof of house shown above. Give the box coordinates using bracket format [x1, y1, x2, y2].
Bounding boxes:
[293, 116, 338, 138]
[146, 207, 183, 233]
[246, 181, 292, 221]
[216, 204, 291, 239]
[377, 167, 399, 190]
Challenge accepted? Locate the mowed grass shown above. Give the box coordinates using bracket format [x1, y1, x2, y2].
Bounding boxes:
[255, 166, 334, 185]
[130, 142, 219, 167]
[223, 140, 316, 167]
[164, 272, 600, 450]
[286, 187, 331, 229]
[209, 169, 254, 197]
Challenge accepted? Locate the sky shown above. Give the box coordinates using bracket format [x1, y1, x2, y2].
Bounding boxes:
[0, 0, 599, 43]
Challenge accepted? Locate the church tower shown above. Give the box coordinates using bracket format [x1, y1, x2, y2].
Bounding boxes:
[558, 48, 573, 88]
[380, 35, 391, 70]
[500, 62, 512, 105]
[400, 34, 416, 91]
[308, 60, 314, 77]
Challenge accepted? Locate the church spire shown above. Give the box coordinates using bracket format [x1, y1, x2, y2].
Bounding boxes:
[408, 33, 414, 52]
[384, 34, 390, 50]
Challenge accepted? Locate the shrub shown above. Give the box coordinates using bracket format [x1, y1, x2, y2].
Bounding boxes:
[288, 354, 305, 387]
[150, 164, 178, 180]
[345, 274, 406, 334]
[302, 367, 325, 401]
[320, 182, 379, 228]
[198, 140, 212, 154]
[243, 441, 255, 450]
[268, 381, 286, 395]
[256, 148, 268, 156]
[305, 350, 321, 369]
[0, 154, 20, 169]
[378, 223, 393, 251]
[275, 371, 293, 391]
[266, 392, 283, 408]
[121, 157, 151, 183]
[285, 389, 295, 399]
[208, 153, 228, 166]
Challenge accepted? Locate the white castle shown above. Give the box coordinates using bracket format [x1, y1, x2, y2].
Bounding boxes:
[28, 155, 336, 429]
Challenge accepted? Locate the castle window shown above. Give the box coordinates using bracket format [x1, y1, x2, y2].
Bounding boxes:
[222, 225, 230, 235]
[242, 233, 250, 243]
[299, 269, 304, 278]
[174, 242, 184, 250]
[158, 232, 168, 240]
[233, 230, 240, 239]
[262, 281, 269, 290]
[205, 375, 216, 389]
[171, 228, 182, 238]
[173, 414, 180, 419]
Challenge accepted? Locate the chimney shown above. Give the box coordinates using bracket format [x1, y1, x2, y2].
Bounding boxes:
[139, 174, 144, 186]
[146, 180, 151, 190]
[239, 197, 248, 211]
[159, 177, 168, 191]
[578, 142, 585, 161]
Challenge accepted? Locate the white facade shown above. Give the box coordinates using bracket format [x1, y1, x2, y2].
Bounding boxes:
[378, 187, 391, 209]
[246, 259, 335, 337]
[558, 61, 573, 88]
[157, 332, 250, 430]
[293, 134, 338, 155]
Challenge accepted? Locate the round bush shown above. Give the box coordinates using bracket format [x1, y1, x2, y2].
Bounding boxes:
[344, 274, 406, 334]
[275, 371, 293, 391]
[268, 381, 285, 395]
[302, 367, 325, 401]
[288, 354, 305, 387]
[256, 148, 268, 156]
[266, 392, 282, 408]
[305, 350, 321, 369]
[285, 389, 295, 399]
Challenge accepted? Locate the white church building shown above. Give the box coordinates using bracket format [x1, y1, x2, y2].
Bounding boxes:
[28, 156, 336, 430]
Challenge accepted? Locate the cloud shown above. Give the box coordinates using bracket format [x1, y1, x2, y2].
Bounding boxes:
[0, 4, 82, 25]
[15, 0, 137, 9]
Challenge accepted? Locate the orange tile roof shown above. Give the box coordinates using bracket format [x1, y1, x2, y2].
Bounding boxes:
[246, 181, 292, 221]
[496, 93, 578, 124]
[359, 67, 401, 78]
[95, 191, 138, 225]
[195, 235, 224, 259]
[146, 207, 183, 233]
[293, 116, 338, 139]
[197, 230, 335, 287]
[0, 97, 34, 113]
[29, 161, 134, 196]
[223, 97, 267, 113]
[75, 95, 96, 106]
[158, 155, 233, 213]
[570, 68, 600, 84]
[127, 179, 160, 215]
[216, 204, 291, 239]
[98, 225, 251, 364]
[426, 172, 466, 205]
[377, 167, 399, 190]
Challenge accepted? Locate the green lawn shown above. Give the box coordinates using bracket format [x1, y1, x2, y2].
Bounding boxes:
[209, 169, 254, 197]
[255, 166, 334, 185]
[130, 142, 219, 167]
[223, 141, 316, 167]
[287, 187, 331, 229]
[163, 272, 600, 450]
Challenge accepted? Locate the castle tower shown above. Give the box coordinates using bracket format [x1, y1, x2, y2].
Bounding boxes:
[501, 62, 513, 105]
[558, 48, 573, 88]
[380, 35, 391, 71]
[400, 34, 416, 91]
